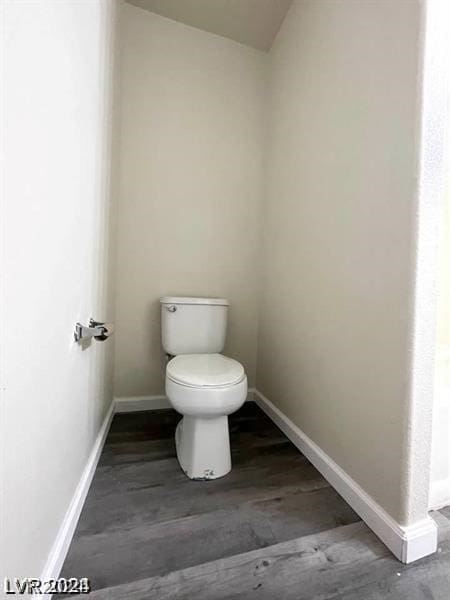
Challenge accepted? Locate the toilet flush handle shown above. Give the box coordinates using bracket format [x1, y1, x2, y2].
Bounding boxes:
[166, 305, 177, 312]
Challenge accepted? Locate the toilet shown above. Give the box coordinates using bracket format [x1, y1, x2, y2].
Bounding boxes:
[161, 296, 247, 480]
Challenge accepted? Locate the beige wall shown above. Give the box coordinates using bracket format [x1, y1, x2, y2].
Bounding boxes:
[1, 0, 119, 578]
[430, 101, 450, 505]
[436, 185, 450, 348]
[257, 0, 424, 524]
[114, 4, 265, 397]
[114, 0, 440, 528]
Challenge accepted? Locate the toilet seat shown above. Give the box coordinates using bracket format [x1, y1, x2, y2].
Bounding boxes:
[167, 353, 245, 388]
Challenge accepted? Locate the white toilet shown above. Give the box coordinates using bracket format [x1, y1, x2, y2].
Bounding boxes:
[161, 296, 247, 480]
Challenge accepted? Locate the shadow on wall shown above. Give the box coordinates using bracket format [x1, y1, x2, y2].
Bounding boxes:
[149, 297, 167, 387]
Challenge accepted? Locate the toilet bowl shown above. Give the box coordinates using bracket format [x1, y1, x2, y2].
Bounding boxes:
[166, 353, 247, 479]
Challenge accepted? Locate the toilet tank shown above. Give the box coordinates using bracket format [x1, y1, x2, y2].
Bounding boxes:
[160, 296, 229, 355]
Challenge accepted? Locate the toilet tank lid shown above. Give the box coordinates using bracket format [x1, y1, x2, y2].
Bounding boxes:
[160, 296, 229, 306]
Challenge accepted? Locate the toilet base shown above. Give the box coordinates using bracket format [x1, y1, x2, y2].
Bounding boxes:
[175, 415, 231, 480]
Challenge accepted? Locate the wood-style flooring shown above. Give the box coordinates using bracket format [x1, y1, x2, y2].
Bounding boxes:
[59, 402, 450, 599]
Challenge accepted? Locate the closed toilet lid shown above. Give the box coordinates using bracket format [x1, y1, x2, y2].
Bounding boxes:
[167, 354, 245, 388]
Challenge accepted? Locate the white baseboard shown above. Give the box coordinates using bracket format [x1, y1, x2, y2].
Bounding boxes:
[115, 388, 256, 413]
[115, 395, 171, 412]
[247, 388, 256, 401]
[253, 389, 437, 564]
[39, 401, 115, 598]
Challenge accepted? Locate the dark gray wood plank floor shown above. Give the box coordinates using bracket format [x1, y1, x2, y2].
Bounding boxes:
[59, 403, 360, 593]
[59, 403, 450, 599]
[84, 515, 450, 600]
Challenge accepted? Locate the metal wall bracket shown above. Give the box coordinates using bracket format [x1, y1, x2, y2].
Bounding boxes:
[74, 319, 114, 343]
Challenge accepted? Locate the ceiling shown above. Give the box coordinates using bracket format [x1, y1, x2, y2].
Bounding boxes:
[125, 0, 293, 51]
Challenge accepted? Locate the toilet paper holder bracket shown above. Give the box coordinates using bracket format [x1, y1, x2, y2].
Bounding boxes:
[74, 319, 114, 342]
